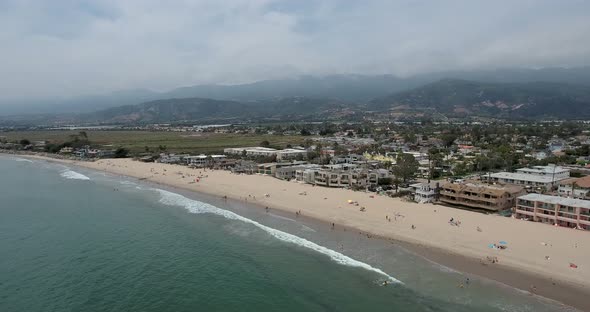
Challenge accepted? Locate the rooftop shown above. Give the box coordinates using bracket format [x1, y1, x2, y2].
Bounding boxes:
[518, 193, 590, 209]
[442, 181, 524, 196]
[559, 176, 590, 188]
[489, 172, 565, 183]
[516, 165, 569, 175]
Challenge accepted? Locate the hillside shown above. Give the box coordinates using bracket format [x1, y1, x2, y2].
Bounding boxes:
[368, 79, 590, 119]
[80, 96, 355, 124]
[4, 67, 590, 117]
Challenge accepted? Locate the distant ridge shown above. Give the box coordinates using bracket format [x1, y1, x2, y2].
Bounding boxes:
[4, 66, 590, 116]
[368, 79, 590, 119]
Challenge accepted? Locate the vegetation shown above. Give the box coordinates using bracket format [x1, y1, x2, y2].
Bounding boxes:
[369, 79, 590, 119]
[393, 153, 419, 182]
[0, 130, 304, 154]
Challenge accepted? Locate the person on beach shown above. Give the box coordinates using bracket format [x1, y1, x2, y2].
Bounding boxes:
[331, 223, 335, 230]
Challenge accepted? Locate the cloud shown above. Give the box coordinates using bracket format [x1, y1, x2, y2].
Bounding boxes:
[0, 0, 589, 100]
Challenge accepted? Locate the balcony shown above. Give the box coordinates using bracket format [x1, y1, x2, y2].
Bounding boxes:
[515, 209, 535, 217]
[515, 206, 535, 214]
[439, 197, 501, 211]
[557, 213, 578, 223]
[517, 201, 534, 208]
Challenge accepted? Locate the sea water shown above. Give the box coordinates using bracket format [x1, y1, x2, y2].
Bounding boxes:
[0, 156, 576, 311]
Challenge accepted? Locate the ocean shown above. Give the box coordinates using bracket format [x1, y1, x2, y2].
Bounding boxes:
[0, 156, 576, 311]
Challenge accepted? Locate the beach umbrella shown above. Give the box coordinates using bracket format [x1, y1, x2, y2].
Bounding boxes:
[499, 241, 507, 245]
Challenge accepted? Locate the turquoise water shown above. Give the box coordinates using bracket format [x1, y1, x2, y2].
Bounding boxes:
[0, 156, 575, 311]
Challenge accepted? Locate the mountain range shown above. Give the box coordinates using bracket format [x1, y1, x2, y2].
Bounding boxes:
[2, 67, 590, 123]
[369, 79, 590, 119]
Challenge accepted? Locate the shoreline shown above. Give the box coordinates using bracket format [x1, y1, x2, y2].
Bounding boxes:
[8, 153, 590, 311]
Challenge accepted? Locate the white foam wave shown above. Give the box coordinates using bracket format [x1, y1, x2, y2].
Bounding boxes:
[156, 189, 401, 284]
[268, 213, 316, 232]
[14, 158, 34, 163]
[60, 170, 90, 180]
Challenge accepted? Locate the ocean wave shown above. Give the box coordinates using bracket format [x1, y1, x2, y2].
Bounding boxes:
[156, 189, 402, 284]
[268, 213, 316, 232]
[60, 170, 90, 181]
[14, 158, 34, 163]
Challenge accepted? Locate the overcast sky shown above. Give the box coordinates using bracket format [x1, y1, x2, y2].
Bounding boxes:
[1, 0, 589, 100]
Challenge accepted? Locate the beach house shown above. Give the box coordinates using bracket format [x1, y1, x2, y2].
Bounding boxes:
[557, 176, 590, 199]
[410, 182, 439, 203]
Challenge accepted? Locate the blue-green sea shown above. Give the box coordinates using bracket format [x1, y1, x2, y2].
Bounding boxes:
[0, 156, 576, 311]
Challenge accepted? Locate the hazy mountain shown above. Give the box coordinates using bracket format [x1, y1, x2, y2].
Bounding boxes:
[413, 67, 590, 86]
[79, 96, 354, 124]
[0, 89, 159, 116]
[3, 67, 590, 119]
[160, 75, 419, 102]
[369, 79, 590, 119]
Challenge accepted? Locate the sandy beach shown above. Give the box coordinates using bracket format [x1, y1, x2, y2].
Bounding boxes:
[21, 155, 590, 310]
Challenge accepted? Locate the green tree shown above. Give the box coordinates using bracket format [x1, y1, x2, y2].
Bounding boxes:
[260, 140, 270, 147]
[19, 139, 31, 146]
[440, 134, 457, 148]
[393, 153, 419, 182]
[114, 147, 129, 158]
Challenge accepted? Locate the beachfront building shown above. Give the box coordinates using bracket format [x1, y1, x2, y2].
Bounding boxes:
[158, 153, 189, 164]
[185, 154, 227, 167]
[59, 147, 73, 154]
[296, 168, 317, 184]
[439, 181, 525, 211]
[274, 164, 320, 181]
[515, 194, 590, 230]
[223, 146, 307, 160]
[557, 176, 590, 199]
[294, 167, 387, 189]
[257, 161, 308, 176]
[231, 160, 257, 175]
[368, 169, 390, 185]
[410, 182, 439, 204]
[313, 170, 355, 188]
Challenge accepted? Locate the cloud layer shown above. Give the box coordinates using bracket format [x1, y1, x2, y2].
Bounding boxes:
[1, 0, 589, 99]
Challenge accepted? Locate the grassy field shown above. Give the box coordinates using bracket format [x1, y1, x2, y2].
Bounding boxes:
[0, 130, 305, 154]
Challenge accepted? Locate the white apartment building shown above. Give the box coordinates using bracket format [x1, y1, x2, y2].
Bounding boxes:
[185, 155, 227, 167]
[223, 147, 307, 160]
[485, 165, 570, 189]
